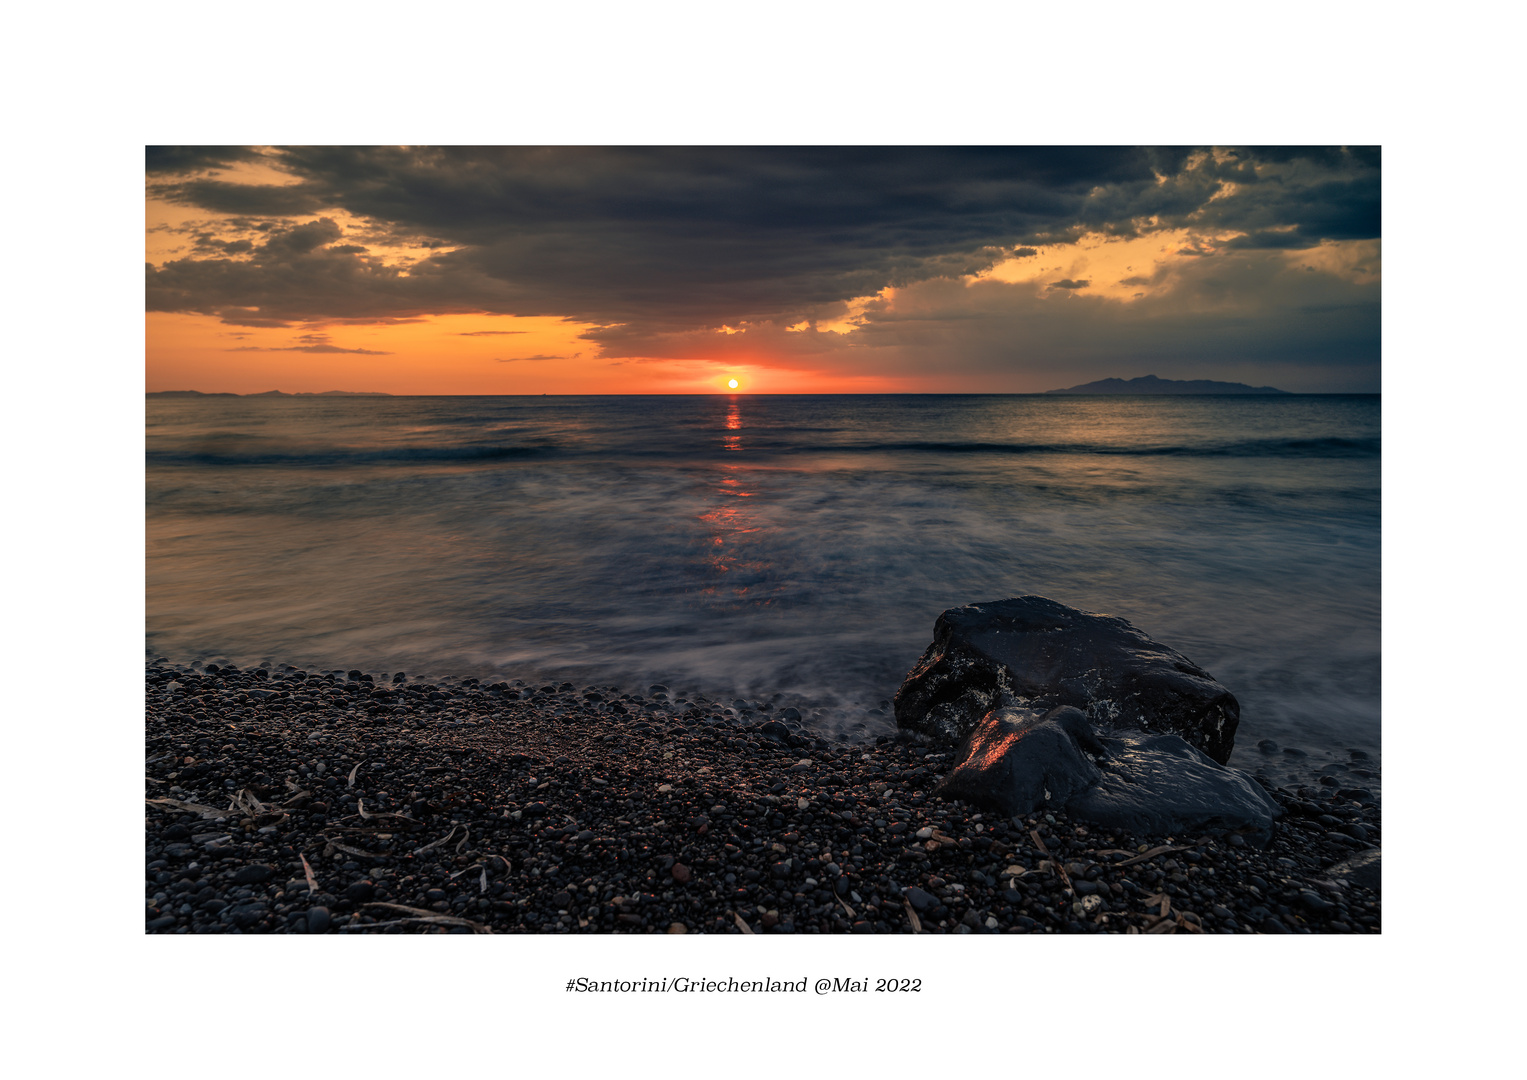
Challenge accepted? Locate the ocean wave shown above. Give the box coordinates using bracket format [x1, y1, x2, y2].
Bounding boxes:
[147, 444, 550, 467]
[789, 436, 1381, 459]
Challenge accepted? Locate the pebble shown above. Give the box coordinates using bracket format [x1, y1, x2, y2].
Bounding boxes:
[1299, 890, 1333, 913]
[903, 887, 937, 913]
[143, 658, 1380, 936]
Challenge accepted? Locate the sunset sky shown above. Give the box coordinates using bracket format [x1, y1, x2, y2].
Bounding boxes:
[146, 146, 1380, 394]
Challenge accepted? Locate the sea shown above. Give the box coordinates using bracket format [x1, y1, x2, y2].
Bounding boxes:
[146, 393, 1380, 787]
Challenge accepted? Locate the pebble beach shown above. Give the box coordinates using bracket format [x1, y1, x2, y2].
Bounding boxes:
[145, 659, 1381, 935]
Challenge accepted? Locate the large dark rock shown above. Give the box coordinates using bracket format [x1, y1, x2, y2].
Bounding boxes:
[894, 596, 1240, 763]
[935, 706, 1280, 844]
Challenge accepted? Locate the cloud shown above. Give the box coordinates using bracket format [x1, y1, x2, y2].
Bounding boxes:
[147, 146, 1380, 388]
[495, 354, 567, 362]
[146, 146, 265, 174]
[457, 329, 529, 336]
[226, 331, 390, 355]
[229, 344, 391, 354]
[150, 177, 326, 216]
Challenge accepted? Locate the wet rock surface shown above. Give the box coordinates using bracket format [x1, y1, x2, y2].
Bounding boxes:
[934, 706, 1105, 814]
[936, 706, 1281, 843]
[144, 657, 1379, 934]
[1069, 731, 1280, 844]
[894, 597, 1240, 762]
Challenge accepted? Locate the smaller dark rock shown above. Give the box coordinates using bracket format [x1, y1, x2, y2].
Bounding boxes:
[1325, 848, 1381, 893]
[231, 864, 274, 885]
[163, 824, 192, 842]
[903, 886, 937, 913]
[228, 903, 268, 929]
[146, 916, 177, 931]
[306, 906, 331, 933]
[345, 880, 376, 904]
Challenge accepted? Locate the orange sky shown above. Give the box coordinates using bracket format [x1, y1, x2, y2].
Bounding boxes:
[146, 311, 917, 394]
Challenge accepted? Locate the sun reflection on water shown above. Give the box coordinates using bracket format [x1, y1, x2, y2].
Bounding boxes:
[697, 397, 773, 599]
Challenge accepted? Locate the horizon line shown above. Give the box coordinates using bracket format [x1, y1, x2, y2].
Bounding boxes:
[146, 389, 1380, 397]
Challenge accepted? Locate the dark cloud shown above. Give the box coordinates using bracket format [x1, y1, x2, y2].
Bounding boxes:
[495, 354, 567, 362]
[146, 146, 265, 175]
[148, 146, 1380, 388]
[457, 329, 529, 336]
[151, 177, 325, 216]
[1047, 278, 1090, 290]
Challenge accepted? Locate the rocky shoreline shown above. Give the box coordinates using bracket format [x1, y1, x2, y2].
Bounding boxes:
[145, 659, 1381, 934]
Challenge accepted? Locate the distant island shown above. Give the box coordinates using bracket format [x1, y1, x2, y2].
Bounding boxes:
[1044, 374, 1289, 395]
[147, 390, 392, 397]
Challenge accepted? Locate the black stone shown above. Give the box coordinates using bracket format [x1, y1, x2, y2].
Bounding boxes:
[345, 880, 376, 903]
[163, 824, 191, 842]
[894, 596, 1240, 762]
[146, 916, 177, 931]
[934, 706, 1280, 844]
[228, 903, 268, 928]
[903, 886, 937, 913]
[1299, 890, 1333, 913]
[231, 864, 274, 885]
[1324, 849, 1381, 893]
[306, 906, 331, 933]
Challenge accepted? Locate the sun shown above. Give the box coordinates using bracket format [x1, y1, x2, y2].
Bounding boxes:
[727, 378, 739, 389]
